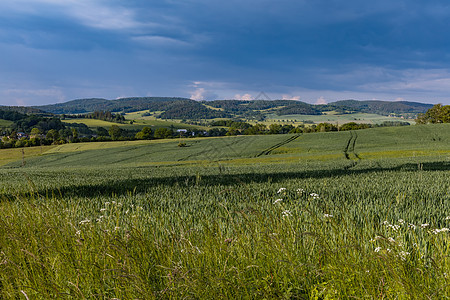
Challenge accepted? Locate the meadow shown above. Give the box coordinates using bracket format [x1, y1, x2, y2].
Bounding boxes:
[62, 117, 206, 131]
[0, 119, 14, 128]
[0, 124, 449, 299]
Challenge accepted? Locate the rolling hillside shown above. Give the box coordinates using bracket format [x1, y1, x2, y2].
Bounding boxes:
[4, 123, 448, 168]
[34, 97, 434, 120]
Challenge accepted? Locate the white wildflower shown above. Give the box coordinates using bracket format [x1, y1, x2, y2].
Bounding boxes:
[421, 223, 429, 228]
[387, 224, 400, 231]
[100, 208, 107, 212]
[324, 214, 333, 218]
[445, 216, 450, 220]
[432, 228, 449, 234]
[282, 210, 292, 217]
[310, 193, 319, 199]
[374, 247, 382, 252]
[408, 223, 416, 230]
[382, 221, 389, 225]
[273, 198, 283, 204]
[105, 202, 110, 205]
[114, 226, 120, 231]
[388, 237, 395, 243]
[277, 188, 286, 193]
[370, 236, 382, 242]
[75, 230, 81, 236]
[398, 219, 405, 224]
[79, 219, 90, 225]
[399, 251, 410, 261]
[296, 188, 305, 193]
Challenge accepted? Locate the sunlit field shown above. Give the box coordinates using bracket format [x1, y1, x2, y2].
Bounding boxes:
[0, 124, 449, 298]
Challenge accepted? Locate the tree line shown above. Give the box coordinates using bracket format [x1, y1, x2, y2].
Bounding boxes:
[63, 111, 126, 123]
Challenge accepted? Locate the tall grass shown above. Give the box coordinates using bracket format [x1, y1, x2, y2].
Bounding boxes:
[0, 157, 448, 298]
[0, 125, 448, 298]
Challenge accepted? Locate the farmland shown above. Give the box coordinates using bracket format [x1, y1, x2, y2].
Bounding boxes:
[0, 124, 449, 299]
[63, 117, 207, 131]
[266, 112, 415, 125]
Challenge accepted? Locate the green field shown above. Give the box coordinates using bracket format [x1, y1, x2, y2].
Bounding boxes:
[63, 117, 207, 131]
[268, 112, 415, 125]
[0, 124, 449, 298]
[0, 118, 14, 128]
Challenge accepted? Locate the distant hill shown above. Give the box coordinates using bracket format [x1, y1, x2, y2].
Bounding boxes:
[325, 100, 433, 115]
[0, 105, 51, 115]
[33, 97, 434, 119]
[35, 97, 231, 119]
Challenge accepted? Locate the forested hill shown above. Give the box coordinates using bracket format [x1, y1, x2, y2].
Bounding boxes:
[35, 97, 231, 119]
[0, 106, 50, 115]
[327, 100, 434, 115]
[33, 97, 434, 119]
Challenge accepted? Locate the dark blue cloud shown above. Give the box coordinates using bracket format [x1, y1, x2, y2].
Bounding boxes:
[0, 0, 450, 105]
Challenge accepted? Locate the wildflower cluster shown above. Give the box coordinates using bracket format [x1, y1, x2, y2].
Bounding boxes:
[273, 187, 323, 218]
[75, 201, 145, 236]
[371, 217, 450, 261]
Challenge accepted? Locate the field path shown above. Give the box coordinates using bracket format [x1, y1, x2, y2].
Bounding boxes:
[256, 134, 301, 157]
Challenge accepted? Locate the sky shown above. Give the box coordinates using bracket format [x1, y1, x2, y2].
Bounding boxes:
[1, 0, 450, 106]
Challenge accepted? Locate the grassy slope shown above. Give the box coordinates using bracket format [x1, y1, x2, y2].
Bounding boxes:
[3, 124, 448, 169]
[63, 117, 207, 130]
[0, 145, 56, 166]
[0, 118, 14, 127]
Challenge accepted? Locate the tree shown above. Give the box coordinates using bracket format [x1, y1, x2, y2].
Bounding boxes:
[416, 104, 450, 124]
[109, 125, 122, 140]
[154, 128, 173, 139]
[316, 123, 338, 132]
[135, 127, 153, 140]
[46, 129, 59, 142]
[97, 127, 109, 137]
[243, 123, 267, 135]
[269, 124, 282, 134]
[71, 128, 79, 140]
[30, 128, 41, 137]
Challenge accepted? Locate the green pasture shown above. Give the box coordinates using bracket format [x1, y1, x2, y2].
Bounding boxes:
[0, 118, 14, 128]
[63, 117, 207, 131]
[0, 145, 56, 166]
[0, 124, 449, 299]
[267, 112, 415, 125]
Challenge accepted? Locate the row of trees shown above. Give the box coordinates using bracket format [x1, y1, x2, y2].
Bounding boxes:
[63, 111, 126, 123]
[208, 120, 409, 136]
[0, 128, 80, 148]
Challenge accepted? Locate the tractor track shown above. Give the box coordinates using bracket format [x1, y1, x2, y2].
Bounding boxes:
[256, 134, 301, 157]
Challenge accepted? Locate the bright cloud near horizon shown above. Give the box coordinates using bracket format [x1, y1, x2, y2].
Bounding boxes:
[1, 0, 450, 106]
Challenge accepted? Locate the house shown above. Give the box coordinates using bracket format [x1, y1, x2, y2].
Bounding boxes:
[16, 132, 27, 138]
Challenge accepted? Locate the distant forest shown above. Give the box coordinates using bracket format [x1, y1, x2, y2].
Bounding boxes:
[32, 97, 434, 119]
